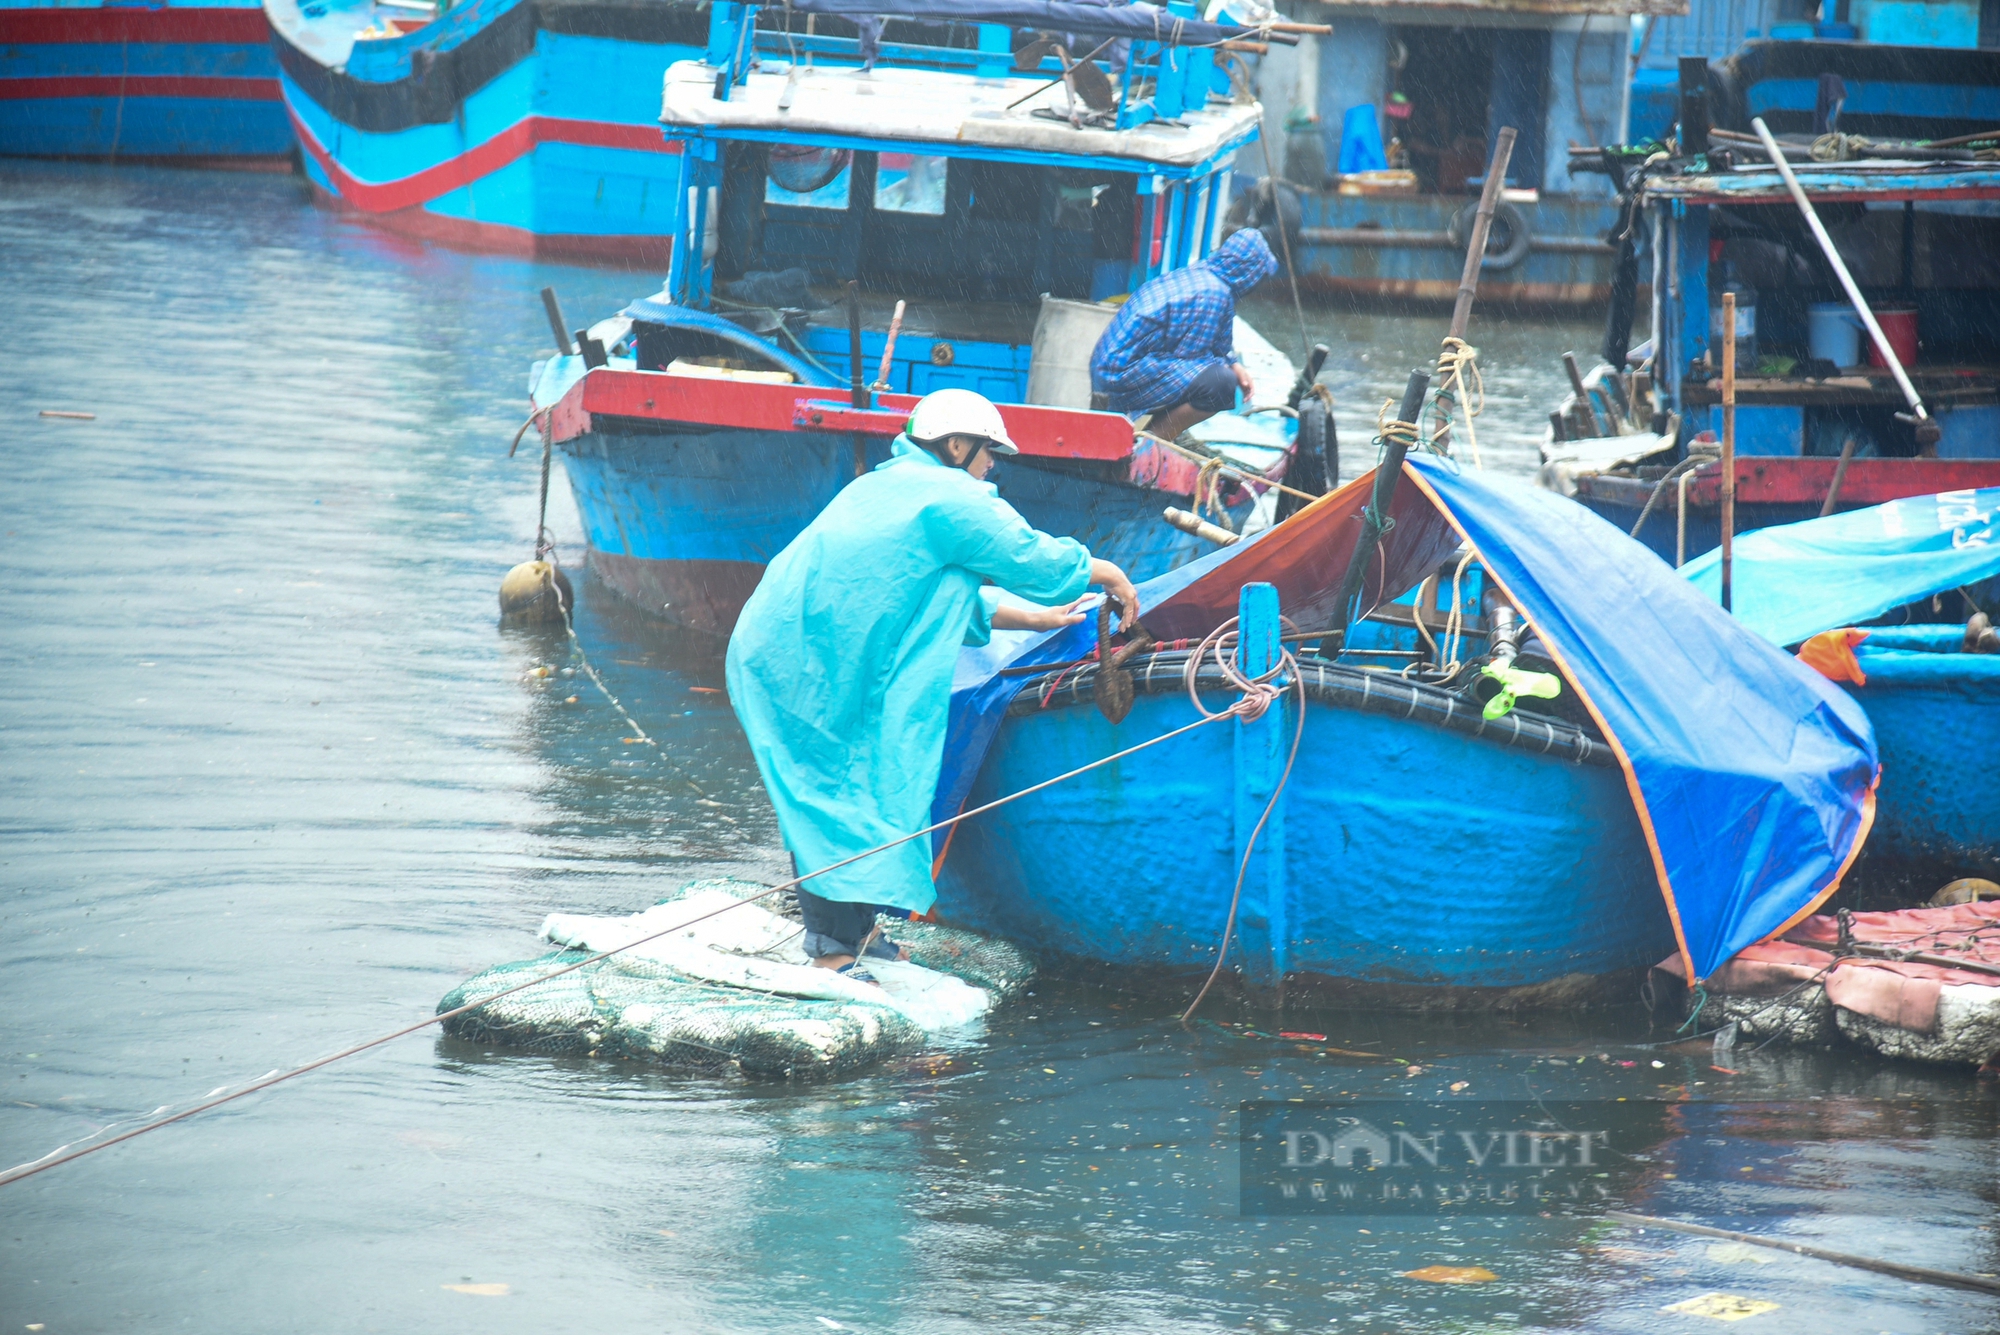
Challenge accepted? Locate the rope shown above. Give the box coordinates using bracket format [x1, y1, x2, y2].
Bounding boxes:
[1431, 337, 1485, 468]
[0, 643, 1289, 1189]
[1195, 455, 1235, 532]
[1179, 616, 1308, 1023]
[1628, 454, 1707, 539]
[1140, 430, 1324, 504]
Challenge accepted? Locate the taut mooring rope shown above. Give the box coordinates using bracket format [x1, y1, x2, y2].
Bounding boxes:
[0, 643, 1287, 1188]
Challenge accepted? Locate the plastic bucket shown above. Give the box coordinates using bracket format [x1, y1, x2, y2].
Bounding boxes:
[1808, 302, 1862, 367]
[1868, 306, 1919, 369]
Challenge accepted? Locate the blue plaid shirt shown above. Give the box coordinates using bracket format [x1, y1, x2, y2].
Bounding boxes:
[1089, 227, 1278, 415]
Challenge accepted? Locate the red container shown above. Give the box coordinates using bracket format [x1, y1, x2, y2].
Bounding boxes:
[1867, 306, 1919, 369]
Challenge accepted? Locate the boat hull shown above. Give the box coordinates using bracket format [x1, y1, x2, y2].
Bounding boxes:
[1849, 634, 2000, 892]
[0, 5, 291, 163]
[272, 0, 699, 260]
[1289, 192, 1620, 309]
[561, 422, 1244, 636]
[934, 667, 1672, 1006]
[1572, 460, 2000, 566]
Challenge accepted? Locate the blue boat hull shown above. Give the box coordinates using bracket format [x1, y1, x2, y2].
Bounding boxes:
[1288, 192, 1620, 309]
[561, 425, 1248, 635]
[272, 0, 700, 260]
[1851, 630, 2000, 890]
[0, 4, 292, 162]
[934, 664, 1672, 1004]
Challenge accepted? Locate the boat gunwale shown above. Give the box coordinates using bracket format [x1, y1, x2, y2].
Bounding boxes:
[1003, 648, 1616, 768]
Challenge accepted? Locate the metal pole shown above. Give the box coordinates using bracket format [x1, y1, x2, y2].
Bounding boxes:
[1721, 291, 1736, 613]
[1750, 117, 1936, 446]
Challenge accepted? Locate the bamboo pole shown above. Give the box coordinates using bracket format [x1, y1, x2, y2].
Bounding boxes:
[1448, 128, 1518, 342]
[1721, 291, 1737, 613]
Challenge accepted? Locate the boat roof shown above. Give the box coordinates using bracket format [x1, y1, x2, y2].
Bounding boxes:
[1648, 161, 2000, 205]
[661, 58, 1261, 175]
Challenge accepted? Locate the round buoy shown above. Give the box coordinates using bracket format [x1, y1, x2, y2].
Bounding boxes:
[498, 560, 573, 625]
[1926, 877, 2000, 907]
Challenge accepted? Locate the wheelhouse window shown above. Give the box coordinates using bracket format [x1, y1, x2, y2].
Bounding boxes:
[873, 153, 948, 215]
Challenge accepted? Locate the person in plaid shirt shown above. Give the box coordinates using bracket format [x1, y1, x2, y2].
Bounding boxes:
[1089, 226, 1278, 440]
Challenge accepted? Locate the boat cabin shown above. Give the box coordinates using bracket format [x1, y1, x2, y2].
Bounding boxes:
[1560, 144, 2000, 559]
[630, 1, 1273, 410]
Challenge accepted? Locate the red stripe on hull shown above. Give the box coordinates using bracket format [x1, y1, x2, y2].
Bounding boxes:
[587, 550, 765, 637]
[308, 181, 674, 265]
[0, 9, 270, 44]
[0, 75, 282, 102]
[558, 368, 1138, 462]
[288, 102, 677, 215]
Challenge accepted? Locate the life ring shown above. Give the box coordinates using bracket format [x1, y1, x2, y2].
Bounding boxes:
[1447, 200, 1532, 271]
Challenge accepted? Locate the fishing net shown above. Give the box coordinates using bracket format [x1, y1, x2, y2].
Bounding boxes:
[437, 878, 1035, 1079]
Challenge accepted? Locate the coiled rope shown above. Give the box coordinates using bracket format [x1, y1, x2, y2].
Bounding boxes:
[0, 630, 1291, 1188]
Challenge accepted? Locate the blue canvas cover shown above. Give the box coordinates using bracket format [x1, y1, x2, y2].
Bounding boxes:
[936, 456, 1879, 981]
[1681, 488, 2000, 648]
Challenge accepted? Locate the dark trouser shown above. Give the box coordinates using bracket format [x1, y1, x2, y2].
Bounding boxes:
[797, 886, 904, 960]
[1142, 360, 1239, 417]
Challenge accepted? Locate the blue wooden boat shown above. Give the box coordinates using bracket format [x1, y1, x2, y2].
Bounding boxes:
[1848, 626, 2000, 887]
[1234, 1, 1641, 307]
[1, 0, 292, 164]
[1676, 490, 2000, 891]
[1538, 56, 2000, 565]
[266, 0, 705, 259]
[939, 635, 1668, 1005]
[926, 453, 1877, 1002]
[532, 1, 1325, 634]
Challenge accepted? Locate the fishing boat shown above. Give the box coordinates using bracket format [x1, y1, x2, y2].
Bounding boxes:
[1, 0, 291, 165]
[1679, 488, 2000, 890]
[927, 446, 1878, 1005]
[531, 0, 1332, 635]
[1538, 56, 2000, 564]
[1227, 0, 1657, 308]
[265, 0, 706, 259]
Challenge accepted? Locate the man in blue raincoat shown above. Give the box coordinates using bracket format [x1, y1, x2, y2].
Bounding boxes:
[1089, 226, 1278, 440]
[726, 389, 1141, 982]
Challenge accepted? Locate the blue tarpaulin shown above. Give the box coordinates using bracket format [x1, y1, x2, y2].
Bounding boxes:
[936, 455, 1880, 982]
[1682, 488, 2000, 648]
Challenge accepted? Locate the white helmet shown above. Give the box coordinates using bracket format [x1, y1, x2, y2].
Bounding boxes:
[906, 388, 1019, 456]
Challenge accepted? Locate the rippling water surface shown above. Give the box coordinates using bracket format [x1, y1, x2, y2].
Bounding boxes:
[3, 161, 1997, 1334]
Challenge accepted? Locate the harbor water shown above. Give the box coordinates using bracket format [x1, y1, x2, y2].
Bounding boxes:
[3, 160, 1997, 1333]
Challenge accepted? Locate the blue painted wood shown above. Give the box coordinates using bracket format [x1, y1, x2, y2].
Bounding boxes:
[933, 677, 1670, 992]
[560, 422, 1249, 634]
[1288, 192, 1622, 305]
[1851, 628, 2000, 882]
[1231, 583, 1288, 993]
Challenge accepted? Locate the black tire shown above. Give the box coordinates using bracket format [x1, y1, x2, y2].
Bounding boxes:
[1276, 397, 1336, 524]
[1447, 200, 1532, 272]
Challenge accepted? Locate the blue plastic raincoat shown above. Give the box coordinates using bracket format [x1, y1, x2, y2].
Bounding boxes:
[726, 436, 1094, 913]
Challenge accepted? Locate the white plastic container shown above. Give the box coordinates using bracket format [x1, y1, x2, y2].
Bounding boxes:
[1025, 296, 1119, 409]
